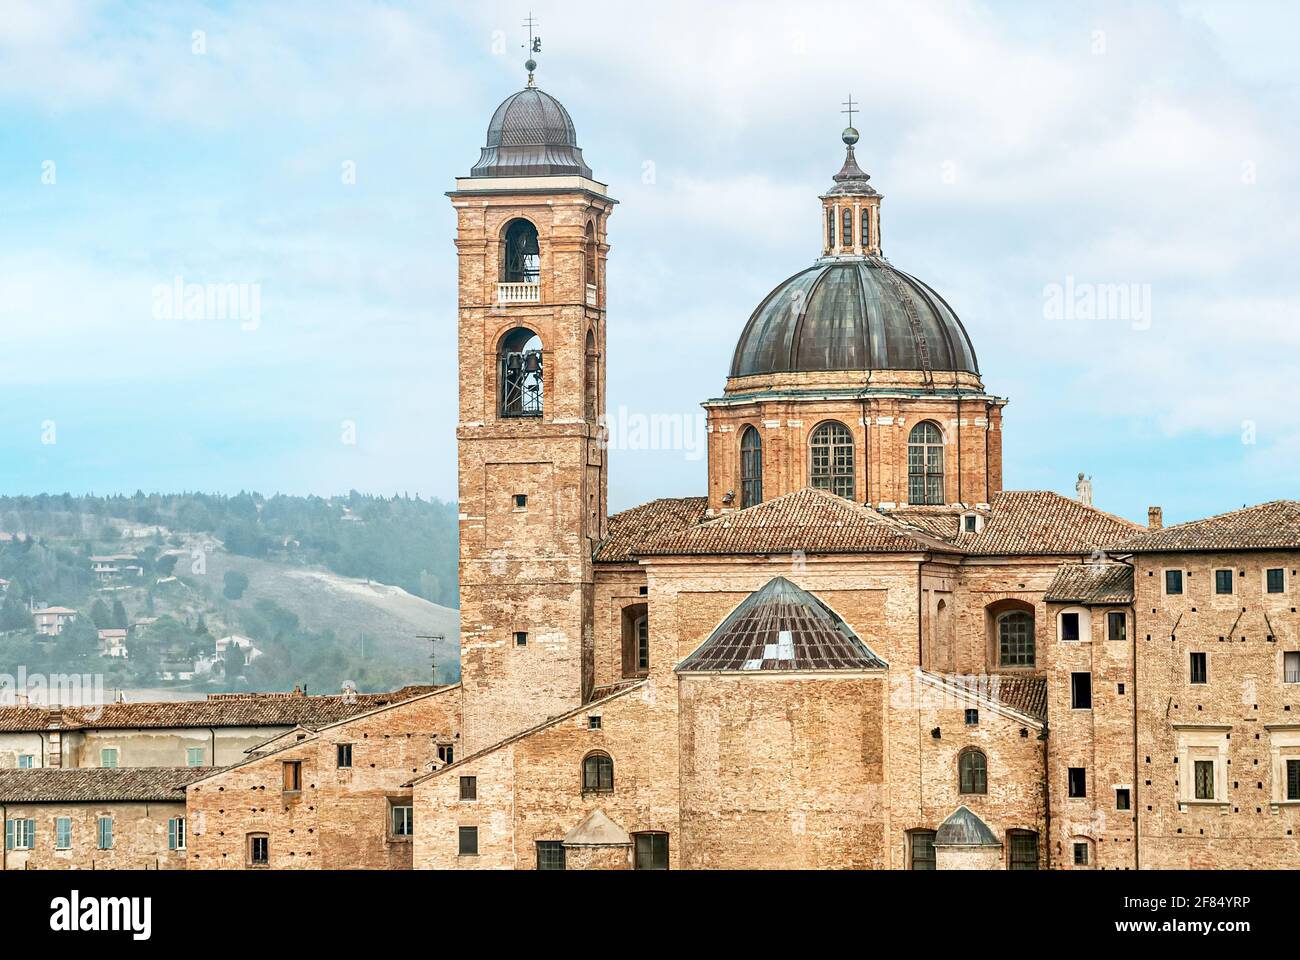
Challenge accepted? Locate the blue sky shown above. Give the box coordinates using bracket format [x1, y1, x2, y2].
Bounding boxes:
[0, 0, 1297, 527]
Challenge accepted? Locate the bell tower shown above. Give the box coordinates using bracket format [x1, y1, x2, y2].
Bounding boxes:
[450, 56, 615, 753]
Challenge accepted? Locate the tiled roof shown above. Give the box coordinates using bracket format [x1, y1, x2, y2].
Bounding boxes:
[935, 805, 1001, 847]
[1108, 500, 1300, 553]
[676, 576, 887, 672]
[1043, 561, 1135, 604]
[920, 670, 1048, 722]
[594, 496, 709, 562]
[0, 767, 205, 803]
[641, 488, 961, 558]
[0, 684, 439, 733]
[894, 491, 1143, 557]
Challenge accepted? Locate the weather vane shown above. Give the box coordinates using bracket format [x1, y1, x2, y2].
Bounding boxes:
[523, 12, 542, 87]
[841, 93, 858, 130]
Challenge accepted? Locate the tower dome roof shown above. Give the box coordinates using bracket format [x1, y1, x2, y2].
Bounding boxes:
[729, 258, 979, 378]
[470, 87, 593, 178]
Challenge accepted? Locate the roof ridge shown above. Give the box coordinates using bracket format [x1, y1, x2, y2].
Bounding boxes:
[999, 488, 1144, 531]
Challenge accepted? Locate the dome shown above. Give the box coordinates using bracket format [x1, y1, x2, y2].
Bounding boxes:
[470, 87, 593, 178]
[729, 258, 979, 378]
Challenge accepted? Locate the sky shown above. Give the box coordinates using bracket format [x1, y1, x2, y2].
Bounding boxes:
[0, 0, 1297, 527]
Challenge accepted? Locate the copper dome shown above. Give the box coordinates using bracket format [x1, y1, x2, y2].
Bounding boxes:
[470, 87, 592, 178]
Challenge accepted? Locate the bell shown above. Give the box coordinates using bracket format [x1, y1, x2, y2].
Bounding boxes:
[506, 353, 522, 372]
[523, 351, 542, 374]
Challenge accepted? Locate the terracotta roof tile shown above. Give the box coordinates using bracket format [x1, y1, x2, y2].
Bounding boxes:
[641, 488, 961, 558]
[0, 767, 206, 803]
[1043, 562, 1135, 604]
[0, 684, 439, 733]
[594, 497, 709, 562]
[1109, 500, 1300, 553]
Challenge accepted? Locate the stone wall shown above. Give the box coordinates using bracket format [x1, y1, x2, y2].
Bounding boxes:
[1, 801, 186, 870]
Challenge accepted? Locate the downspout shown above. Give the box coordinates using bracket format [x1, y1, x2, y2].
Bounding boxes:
[1040, 720, 1051, 870]
[984, 400, 992, 503]
[955, 394, 963, 505]
[1129, 597, 1140, 871]
[210, 727, 217, 767]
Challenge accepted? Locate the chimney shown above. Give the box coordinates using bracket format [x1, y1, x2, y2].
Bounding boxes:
[1075, 472, 1093, 507]
[1148, 506, 1163, 530]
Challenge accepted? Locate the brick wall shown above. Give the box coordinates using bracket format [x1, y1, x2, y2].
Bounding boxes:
[2, 802, 186, 870]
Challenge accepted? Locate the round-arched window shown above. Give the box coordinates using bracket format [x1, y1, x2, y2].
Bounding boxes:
[500, 327, 543, 417]
[959, 748, 988, 795]
[740, 426, 763, 508]
[908, 420, 944, 505]
[582, 752, 614, 794]
[810, 421, 855, 500]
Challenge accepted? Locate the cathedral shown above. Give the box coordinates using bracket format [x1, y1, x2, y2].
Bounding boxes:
[414, 64, 1300, 871]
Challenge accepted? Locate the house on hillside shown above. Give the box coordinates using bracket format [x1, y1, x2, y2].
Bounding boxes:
[33, 607, 77, 637]
[215, 635, 262, 668]
[97, 628, 128, 658]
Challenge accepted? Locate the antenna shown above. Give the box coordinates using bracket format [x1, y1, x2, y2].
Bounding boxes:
[522, 12, 542, 87]
[416, 633, 445, 682]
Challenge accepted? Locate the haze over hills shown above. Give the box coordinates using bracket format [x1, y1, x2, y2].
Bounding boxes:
[0, 492, 460, 695]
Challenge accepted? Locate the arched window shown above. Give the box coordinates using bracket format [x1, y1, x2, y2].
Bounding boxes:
[584, 329, 598, 422]
[810, 421, 855, 500]
[621, 603, 648, 678]
[861, 208, 871, 248]
[907, 420, 944, 505]
[997, 610, 1035, 667]
[502, 218, 540, 284]
[959, 748, 988, 795]
[584, 221, 597, 290]
[826, 208, 835, 249]
[842, 208, 853, 248]
[740, 426, 763, 508]
[582, 752, 614, 794]
[499, 327, 543, 417]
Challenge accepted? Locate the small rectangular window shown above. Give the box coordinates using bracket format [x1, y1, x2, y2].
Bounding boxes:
[391, 804, 413, 837]
[100, 747, 118, 768]
[250, 834, 269, 865]
[1190, 652, 1207, 684]
[186, 746, 205, 767]
[513, 494, 527, 508]
[283, 760, 302, 792]
[1116, 788, 1131, 811]
[909, 830, 936, 870]
[1267, 568, 1285, 593]
[514, 631, 528, 646]
[1288, 759, 1300, 801]
[459, 776, 477, 801]
[638, 585, 648, 596]
[168, 817, 186, 851]
[1060, 612, 1079, 642]
[1073, 842, 1089, 866]
[438, 744, 454, 765]
[634, 832, 669, 870]
[17, 754, 33, 769]
[1165, 569, 1183, 595]
[964, 708, 979, 725]
[1117, 682, 1126, 695]
[1215, 569, 1233, 594]
[1107, 611, 1126, 642]
[588, 715, 602, 730]
[536, 840, 566, 870]
[1068, 767, 1087, 798]
[55, 817, 72, 850]
[97, 817, 113, 850]
[1194, 759, 1215, 800]
[1286, 652, 1300, 684]
[337, 744, 353, 768]
[1071, 672, 1092, 709]
[963, 514, 977, 533]
[459, 826, 478, 856]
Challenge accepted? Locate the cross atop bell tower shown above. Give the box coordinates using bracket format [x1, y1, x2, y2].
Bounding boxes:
[449, 75, 616, 753]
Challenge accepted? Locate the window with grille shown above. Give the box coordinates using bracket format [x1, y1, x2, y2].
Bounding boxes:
[959, 749, 987, 794]
[1107, 611, 1126, 642]
[391, 804, 413, 837]
[809, 421, 855, 499]
[459, 776, 477, 801]
[1267, 568, 1285, 593]
[907, 421, 944, 505]
[740, 426, 763, 508]
[249, 834, 268, 865]
[1215, 569, 1234, 594]
[1288, 759, 1300, 801]
[909, 829, 936, 870]
[997, 611, 1035, 667]
[1073, 842, 1089, 866]
[1068, 767, 1087, 798]
[582, 753, 614, 793]
[536, 840, 566, 871]
[1008, 830, 1038, 870]
[1194, 760, 1215, 800]
[1190, 652, 1207, 684]
[458, 826, 478, 856]
[1071, 672, 1092, 709]
[634, 832, 668, 870]
[1286, 652, 1300, 684]
[1165, 569, 1183, 595]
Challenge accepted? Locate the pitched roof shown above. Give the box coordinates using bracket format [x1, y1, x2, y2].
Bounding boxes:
[641, 488, 961, 558]
[896, 490, 1142, 557]
[918, 670, 1048, 723]
[935, 805, 1001, 847]
[1043, 561, 1134, 604]
[564, 809, 630, 846]
[676, 576, 888, 673]
[0, 684, 439, 733]
[1108, 500, 1300, 553]
[594, 496, 709, 562]
[0, 767, 205, 804]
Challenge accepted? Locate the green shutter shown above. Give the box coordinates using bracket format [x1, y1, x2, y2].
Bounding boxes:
[168, 819, 177, 850]
[4, 819, 12, 850]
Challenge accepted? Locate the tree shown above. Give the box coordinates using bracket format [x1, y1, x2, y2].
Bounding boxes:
[111, 599, 128, 630]
[154, 554, 178, 577]
[222, 570, 249, 600]
[89, 598, 113, 629]
[0, 598, 33, 632]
